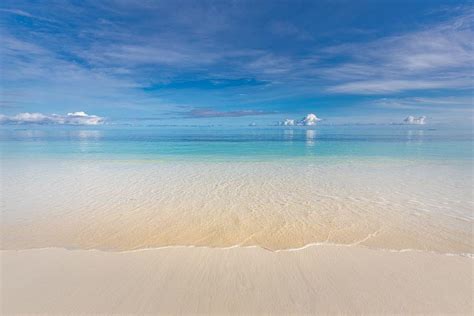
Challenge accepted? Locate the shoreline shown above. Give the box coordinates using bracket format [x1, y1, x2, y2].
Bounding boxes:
[2, 244, 472, 314]
[2, 241, 473, 258]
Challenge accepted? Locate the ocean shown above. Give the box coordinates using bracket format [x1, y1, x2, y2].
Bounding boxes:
[1, 124, 472, 161]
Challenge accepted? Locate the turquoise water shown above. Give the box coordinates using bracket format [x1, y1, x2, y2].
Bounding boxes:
[1, 125, 472, 162]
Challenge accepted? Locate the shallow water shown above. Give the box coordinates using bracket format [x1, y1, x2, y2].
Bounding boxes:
[1, 125, 473, 254]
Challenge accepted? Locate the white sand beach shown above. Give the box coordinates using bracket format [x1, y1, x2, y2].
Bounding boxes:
[2, 0, 473, 313]
[2, 245, 472, 314]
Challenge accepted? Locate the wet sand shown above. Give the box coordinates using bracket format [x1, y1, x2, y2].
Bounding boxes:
[2, 159, 473, 254]
[2, 245, 472, 314]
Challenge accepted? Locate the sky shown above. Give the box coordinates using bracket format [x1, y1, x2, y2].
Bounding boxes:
[0, 0, 472, 126]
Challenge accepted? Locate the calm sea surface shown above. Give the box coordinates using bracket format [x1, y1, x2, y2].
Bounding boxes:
[1, 124, 472, 161]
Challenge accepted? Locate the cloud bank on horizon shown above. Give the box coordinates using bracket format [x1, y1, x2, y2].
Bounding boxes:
[0, 0, 472, 125]
[0, 112, 104, 125]
[403, 116, 426, 125]
[278, 114, 322, 126]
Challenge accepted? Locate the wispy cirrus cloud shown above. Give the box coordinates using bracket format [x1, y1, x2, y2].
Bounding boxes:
[372, 96, 473, 111]
[144, 78, 268, 91]
[268, 21, 312, 40]
[0, 0, 472, 125]
[327, 79, 465, 94]
[0, 31, 161, 113]
[322, 11, 473, 94]
[0, 7, 55, 21]
[0, 8, 34, 17]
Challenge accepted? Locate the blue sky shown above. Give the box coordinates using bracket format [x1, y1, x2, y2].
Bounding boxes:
[0, 0, 472, 125]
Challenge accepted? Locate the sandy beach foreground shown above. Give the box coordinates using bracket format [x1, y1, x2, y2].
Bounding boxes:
[2, 245, 472, 314]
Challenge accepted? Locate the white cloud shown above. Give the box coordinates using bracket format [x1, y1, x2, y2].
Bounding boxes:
[1, 2, 471, 122]
[278, 119, 296, 126]
[0, 8, 55, 22]
[299, 113, 321, 126]
[0, 111, 104, 125]
[0, 8, 34, 18]
[403, 116, 426, 125]
[373, 96, 473, 110]
[278, 113, 322, 126]
[327, 80, 459, 94]
[0, 32, 156, 112]
[323, 12, 473, 94]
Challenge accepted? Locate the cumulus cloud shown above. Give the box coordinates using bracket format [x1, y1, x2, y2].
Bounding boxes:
[0, 111, 104, 125]
[300, 113, 321, 126]
[278, 119, 296, 126]
[278, 113, 322, 126]
[403, 116, 426, 125]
